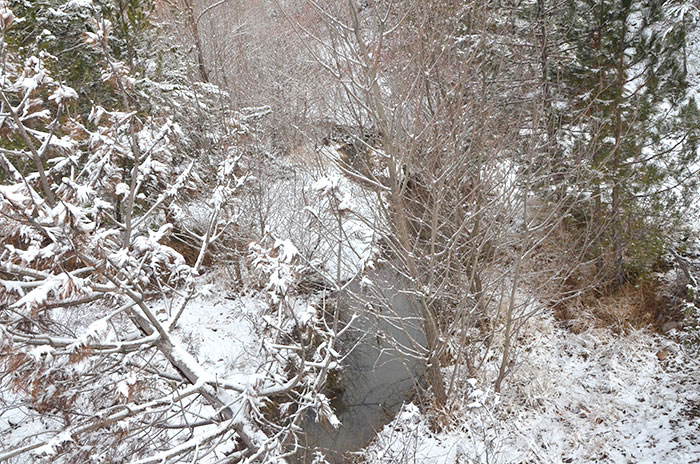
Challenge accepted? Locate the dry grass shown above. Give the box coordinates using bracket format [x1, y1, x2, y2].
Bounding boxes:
[553, 278, 674, 334]
[590, 280, 665, 328]
[518, 218, 679, 334]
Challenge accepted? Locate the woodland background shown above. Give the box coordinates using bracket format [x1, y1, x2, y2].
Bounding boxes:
[1, 0, 700, 462]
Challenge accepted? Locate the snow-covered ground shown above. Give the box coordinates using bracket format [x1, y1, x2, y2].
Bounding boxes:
[161, 147, 700, 463]
[165, 284, 266, 386]
[363, 313, 700, 464]
[156, 275, 700, 464]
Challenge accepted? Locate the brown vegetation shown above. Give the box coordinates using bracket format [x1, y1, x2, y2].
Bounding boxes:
[553, 277, 684, 334]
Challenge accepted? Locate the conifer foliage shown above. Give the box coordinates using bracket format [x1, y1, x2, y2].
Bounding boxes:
[546, 0, 700, 284]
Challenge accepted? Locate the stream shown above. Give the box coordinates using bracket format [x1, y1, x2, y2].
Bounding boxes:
[300, 265, 428, 463]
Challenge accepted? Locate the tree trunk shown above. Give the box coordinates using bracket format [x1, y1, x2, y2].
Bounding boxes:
[611, 4, 630, 286]
[184, 0, 209, 83]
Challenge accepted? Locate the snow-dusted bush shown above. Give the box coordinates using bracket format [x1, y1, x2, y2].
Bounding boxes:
[0, 2, 344, 462]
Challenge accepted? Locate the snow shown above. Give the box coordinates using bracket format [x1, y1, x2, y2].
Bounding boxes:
[3, 3, 700, 461]
[10, 273, 67, 310]
[363, 313, 700, 463]
[48, 85, 78, 106]
[107, 241, 700, 463]
[313, 175, 340, 195]
[115, 373, 137, 399]
[337, 192, 353, 212]
[168, 285, 265, 388]
[249, 157, 378, 284]
[65, 0, 93, 10]
[0, 184, 29, 205]
[30, 345, 54, 361]
[32, 431, 73, 458]
[274, 238, 298, 264]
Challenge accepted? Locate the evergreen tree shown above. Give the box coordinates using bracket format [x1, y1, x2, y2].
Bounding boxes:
[3, 0, 153, 110]
[548, 0, 700, 284]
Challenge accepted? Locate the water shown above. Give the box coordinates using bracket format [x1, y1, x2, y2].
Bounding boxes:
[299, 265, 427, 463]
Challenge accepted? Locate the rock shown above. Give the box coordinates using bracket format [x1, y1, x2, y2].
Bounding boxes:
[656, 348, 671, 361]
[661, 321, 681, 333]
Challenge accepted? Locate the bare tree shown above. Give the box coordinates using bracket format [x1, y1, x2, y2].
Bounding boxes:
[272, 0, 597, 407]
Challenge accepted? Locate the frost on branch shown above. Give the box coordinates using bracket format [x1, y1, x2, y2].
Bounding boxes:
[0, 2, 291, 461]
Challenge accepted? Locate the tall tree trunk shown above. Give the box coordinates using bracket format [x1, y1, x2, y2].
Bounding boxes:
[183, 0, 209, 83]
[612, 4, 630, 286]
